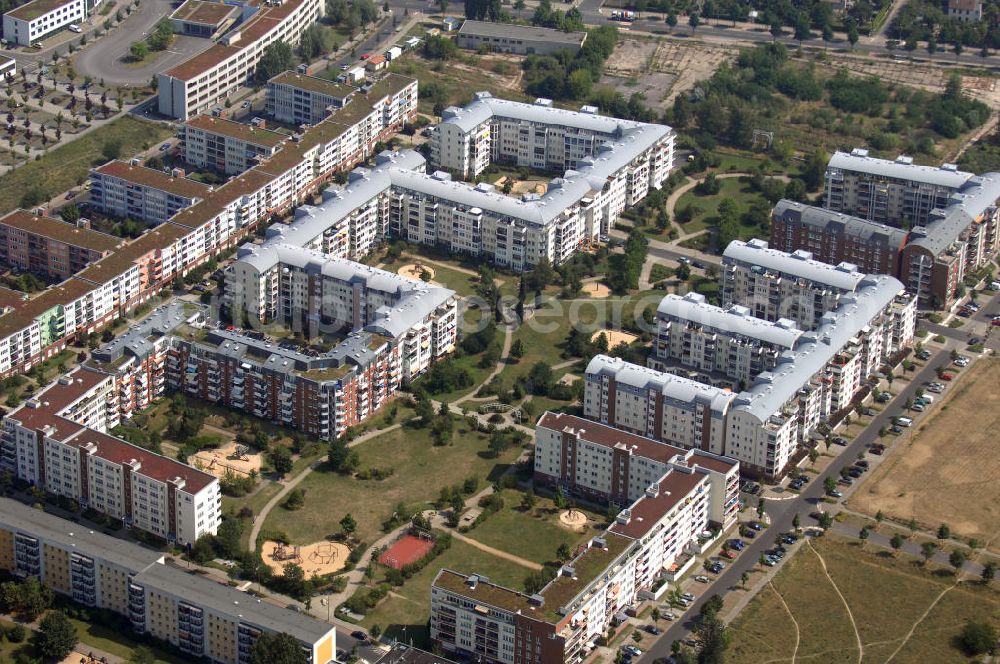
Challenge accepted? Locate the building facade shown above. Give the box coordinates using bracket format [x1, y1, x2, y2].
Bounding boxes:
[0, 497, 336, 664]
[89, 160, 212, 226]
[183, 115, 286, 175]
[266, 70, 356, 126]
[0, 210, 120, 280]
[2, 0, 90, 46]
[456, 20, 587, 55]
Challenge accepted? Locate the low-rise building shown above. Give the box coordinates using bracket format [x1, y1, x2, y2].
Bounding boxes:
[2, 0, 90, 46]
[266, 70, 356, 126]
[948, 0, 983, 21]
[0, 54, 16, 80]
[456, 20, 587, 55]
[89, 160, 212, 226]
[722, 238, 869, 331]
[0, 496, 336, 664]
[0, 209, 121, 280]
[169, 0, 239, 37]
[182, 115, 287, 175]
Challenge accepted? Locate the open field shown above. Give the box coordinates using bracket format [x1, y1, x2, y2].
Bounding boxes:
[262, 420, 522, 546]
[360, 537, 528, 646]
[0, 116, 172, 213]
[848, 358, 1000, 551]
[726, 535, 1000, 663]
[461, 489, 601, 565]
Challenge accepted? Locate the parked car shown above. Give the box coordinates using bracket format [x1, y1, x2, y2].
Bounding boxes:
[694, 575, 710, 583]
[838, 477, 854, 486]
[645, 625, 662, 635]
[870, 446, 885, 456]
[848, 468, 862, 479]
[832, 436, 849, 446]
[623, 645, 642, 657]
[911, 403, 925, 412]
[828, 488, 844, 498]
[749, 521, 764, 531]
[722, 550, 737, 559]
[855, 460, 869, 469]
[940, 373, 954, 381]
[68, 23, 81, 32]
[896, 416, 913, 426]
[661, 611, 675, 621]
[681, 592, 695, 601]
[159, 143, 171, 151]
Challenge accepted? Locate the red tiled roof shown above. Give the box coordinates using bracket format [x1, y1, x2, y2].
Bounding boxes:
[95, 161, 212, 199]
[690, 451, 738, 475]
[8, 367, 111, 439]
[536, 412, 687, 465]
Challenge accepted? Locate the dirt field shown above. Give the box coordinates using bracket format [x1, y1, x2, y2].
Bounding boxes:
[189, 441, 262, 479]
[591, 329, 638, 347]
[848, 358, 1000, 551]
[582, 282, 611, 298]
[262, 540, 350, 577]
[837, 55, 1000, 108]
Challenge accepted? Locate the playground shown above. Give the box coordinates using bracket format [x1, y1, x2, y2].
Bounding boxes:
[262, 540, 351, 576]
[591, 329, 639, 348]
[582, 282, 611, 298]
[495, 176, 548, 197]
[558, 508, 589, 533]
[397, 263, 435, 282]
[189, 441, 262, 479]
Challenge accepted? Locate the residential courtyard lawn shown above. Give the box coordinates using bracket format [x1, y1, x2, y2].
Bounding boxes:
[360, 537, 528, 647]
[0, 116, 172, 213]
[67, 615, 188, 664]
[674, 176, 769, 240]
[262, 420, 522, 546]
[725, 535, 1000, 663]
[463, 489, 600, 566]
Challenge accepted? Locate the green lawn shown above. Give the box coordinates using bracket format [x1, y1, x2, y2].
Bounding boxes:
[0, 116, 172, 213]
[360, 537, 529, 647]
[674, 176, 769, 239]
[68, 616, 188, 664]
[725, 535, 1000, 663]
[262, 420, 522, 546]
[463, 489, 599, 565]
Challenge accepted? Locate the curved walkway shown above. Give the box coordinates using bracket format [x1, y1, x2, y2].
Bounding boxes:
[769, 580, 800, 664]
[448, 529, 542, 571]
[807, 539, 863, 663]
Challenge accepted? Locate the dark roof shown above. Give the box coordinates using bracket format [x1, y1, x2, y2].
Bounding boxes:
[609, 470, 706, 539]
[0, 210, 122, 253]
[0, 277, 95, 341]
[536, 412, 688, 466]
[170, 0, 239, 26]
[184, 115, 287, 148]
[375, 644, 457, 664]
[94, 161, 212, 199]
[457, 19, 587, 45]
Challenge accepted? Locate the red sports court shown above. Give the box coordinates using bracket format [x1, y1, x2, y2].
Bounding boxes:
[379, 534, 433, 569]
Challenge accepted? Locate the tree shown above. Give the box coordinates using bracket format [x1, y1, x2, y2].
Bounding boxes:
[340, 513, 357, 536]
[949, 548, 968, 574]
[688, 11, 700, 32]
[437, 0, 448, 12]
[298, 24, 327, 61]
[694, 614, 728, 663]
[817, 512, 833, 529]
[700, 594, 724, 619]
[858, 526, 869, 547]
[937, 523, 951, 540]
[250, 631, 309, 664]
[824, 476, 837, 494]
[520, 489, 536, 511]
[756, 497, 766, 519]
[920, 541, 938, 565]
[847, 21, 859, 48]
[875, 510, 885, 526]
[268, 445, 293, 477]
[741, 571, 750, 588]
[102, 137, 122, 161]
[128, 646, 157, 664]
[128, 41, 148, 61]
[960, 620, 997, 656]
[953, 40, 964, 60]
[60, 202, 80, 223]
[557, 542, 572, 560]
[792, 513, 800, 530]
[981, 560, 996, 585]
[34, 610, 77, 660]
[254, 41, 294, 84]
[890, 533, 904, 555]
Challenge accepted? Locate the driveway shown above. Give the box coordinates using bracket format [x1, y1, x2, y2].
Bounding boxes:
[74, 0, 209, 85]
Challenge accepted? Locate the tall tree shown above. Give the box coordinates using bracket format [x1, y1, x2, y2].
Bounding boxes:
[250, 632, 309, 664]
[34, 611, 77, 660]
[254, 41, 294, 84]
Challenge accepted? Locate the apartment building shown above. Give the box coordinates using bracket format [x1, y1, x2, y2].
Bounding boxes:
[0, 54, 16, 80]
[775, 167, 1000, 308]
[534, 411, 740, 526]
[456, 20, 587, 55]
[948, 0, 983, 21]
[90, 160, 212, 226]
[1, 366, 221, 544]
[582, 355, 734, 455]
[652, 292, 805, 388]
[0, 497, 336, 664]
[157, 0, 324, 120]
[267, 70, 356, 126]
[0, 210, 121, 280]
[432, 425, 738, 664]
[183, 115, 286, 175]
[824, 149, 973, 227]
[433, 93, 674, 185]
[721, 238, 869, 331]
[770, 198, 908, 277]
[2, 0, 90, 46]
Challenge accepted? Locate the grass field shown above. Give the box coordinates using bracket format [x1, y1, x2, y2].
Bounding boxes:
[0, 116, 172, 213]
[674, 176, 770, 239]
[726, 535, 1000, 663]
[68, 615, 188, 664]
[462, 489, 600, 565]
[848, 358, 1000, 551]
[262, 420, 522, 545]
[360, 537, 528, 646]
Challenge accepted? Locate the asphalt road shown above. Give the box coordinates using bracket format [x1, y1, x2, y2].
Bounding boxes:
[638, 342, 957, 661]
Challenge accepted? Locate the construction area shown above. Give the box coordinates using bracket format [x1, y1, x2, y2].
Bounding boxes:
[189, 441, 262, 479]
[262, 540, 351, 577]
[848, 358, 1000, 553]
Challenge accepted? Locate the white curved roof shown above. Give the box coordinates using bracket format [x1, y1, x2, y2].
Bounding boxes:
[723, 239, 867, 292]
[586, 355, 735, 413]
[657, 293, 804, 348]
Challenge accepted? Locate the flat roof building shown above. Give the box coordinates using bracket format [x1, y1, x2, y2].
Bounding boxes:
[89, 160, 212, 225]
[457, 19, 587, 55]
[3, 0, 92, 46]
[169, 0, 239, 37]
[267, 70, 356, 126]
[183, 115, 287, 175]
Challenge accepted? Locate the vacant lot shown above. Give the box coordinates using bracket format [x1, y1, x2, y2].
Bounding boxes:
[849, 358, 1000, 551]
[0, 116, 172, 213]
[726, 535, 1000, 663]
[262, 420, 522, 545]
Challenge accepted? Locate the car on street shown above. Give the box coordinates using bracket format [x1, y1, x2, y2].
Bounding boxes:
[159, 143, 171, 151]
[722, 549, 737, 559]
[351, 631, 368, 642]
[678, 257, 691, 264]
[645, 625, 662, 635]
[828, 488, 843, 498]
[694, 575, 710, 583]
[68, 23, 81, 32]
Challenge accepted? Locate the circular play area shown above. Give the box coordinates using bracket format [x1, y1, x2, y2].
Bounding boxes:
[398, 263, 436, 281]
[591, 329, 640, 347]
[582, 282, 611, 298]
[262, 540, 351, 576]
[558, 509, 589, 532]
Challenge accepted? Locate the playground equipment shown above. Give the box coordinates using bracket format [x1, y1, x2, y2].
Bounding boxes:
[271, 542, 301, 563]
[479, 402, 512, 414]
[232, 445, 250, 461]
[309, 542, 337, 566]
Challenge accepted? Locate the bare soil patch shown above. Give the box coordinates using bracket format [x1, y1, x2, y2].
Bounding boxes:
[397, 263, 435, 281]
[591, 329, 638, 347]
[582, 282, 612, 298]
[262, 539, 350, 577]
[189, 440, 262, 479]
[848, 358, 1000, 551]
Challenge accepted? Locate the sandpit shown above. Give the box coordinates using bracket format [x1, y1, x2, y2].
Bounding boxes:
[189, 441, 262, 479]
[582, 282, 611, 298]
[558, 509, 588, 532]
[398, 263, 435, 282]
[262, 540, 351, 577]
[591, 329, 639, 347]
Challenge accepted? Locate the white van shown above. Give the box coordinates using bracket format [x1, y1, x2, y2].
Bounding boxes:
[896, 416, 913, 427]
[918, 394, 934, 404]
